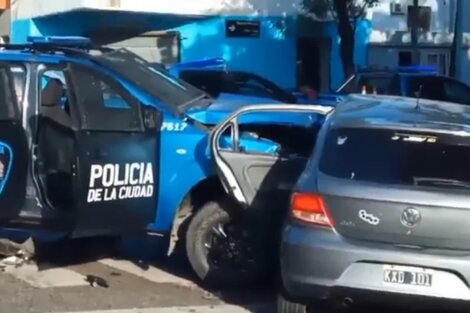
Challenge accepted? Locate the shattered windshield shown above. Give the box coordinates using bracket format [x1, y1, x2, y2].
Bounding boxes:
[92, 49, 209, 111]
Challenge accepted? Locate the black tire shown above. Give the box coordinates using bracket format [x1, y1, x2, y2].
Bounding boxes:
[277, 292, 307, 313]
[185, 200, 267, 288]
[277, 289, 328, 313]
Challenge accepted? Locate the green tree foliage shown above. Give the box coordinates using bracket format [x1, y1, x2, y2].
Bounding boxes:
[302, 0, 380, 78]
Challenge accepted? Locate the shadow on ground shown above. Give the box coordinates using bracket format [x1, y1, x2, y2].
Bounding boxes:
[23, 236, 275, 313]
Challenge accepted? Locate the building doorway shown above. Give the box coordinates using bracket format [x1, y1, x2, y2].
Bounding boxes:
[297, 37, 331, 92]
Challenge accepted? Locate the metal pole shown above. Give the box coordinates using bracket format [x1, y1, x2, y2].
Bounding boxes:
[454, 0, 463, 80]
[410, 0, 420, 64]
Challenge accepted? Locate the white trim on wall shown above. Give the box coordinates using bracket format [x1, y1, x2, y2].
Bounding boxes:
[12, 0, 302, 20]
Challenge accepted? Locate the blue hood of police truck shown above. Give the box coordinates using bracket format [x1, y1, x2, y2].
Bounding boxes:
[184, 92, 327, 127]
[185, 93, 284, 125]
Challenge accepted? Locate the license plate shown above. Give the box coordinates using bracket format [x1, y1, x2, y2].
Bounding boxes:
[383, 265, 433, 287]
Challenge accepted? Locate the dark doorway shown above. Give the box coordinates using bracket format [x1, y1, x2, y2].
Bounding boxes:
[398, 51, 413, 66]
[297, 37, 330, 92]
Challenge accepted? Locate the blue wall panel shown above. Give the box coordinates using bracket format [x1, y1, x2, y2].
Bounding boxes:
[10, 11, 371, 91]
[11, 19, 40, 43]
[175, 16, 297, 89]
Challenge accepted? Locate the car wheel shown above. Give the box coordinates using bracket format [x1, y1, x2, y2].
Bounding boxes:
[277, 291, 326, 313]
[185, 200, 267, 288]
[277, 292, 307, 313]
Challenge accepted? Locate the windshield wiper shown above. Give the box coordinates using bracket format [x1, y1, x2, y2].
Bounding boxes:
[181, 113, 210, 131]
[179, 94, 213, 110]
[413, 177, 470, 189]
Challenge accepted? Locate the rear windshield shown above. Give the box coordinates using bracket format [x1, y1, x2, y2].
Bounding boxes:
[406, 75, 470, 105]
[319, 128, 470, 189]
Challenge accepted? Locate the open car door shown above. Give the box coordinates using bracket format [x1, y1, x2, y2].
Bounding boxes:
[210, 104, 333, 211]
[64, 64, 161, 237]
[0, 64, 28, 221]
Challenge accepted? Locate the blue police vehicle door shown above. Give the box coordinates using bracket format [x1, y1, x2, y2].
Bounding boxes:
[64, 64, 161, 237]
[0, 64, 28, 219]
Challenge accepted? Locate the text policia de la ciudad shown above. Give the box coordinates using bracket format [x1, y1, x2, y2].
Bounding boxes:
[87, 162, 154, 203]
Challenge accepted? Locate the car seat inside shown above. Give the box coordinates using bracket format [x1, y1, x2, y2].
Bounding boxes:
[36, 77, 75, 210]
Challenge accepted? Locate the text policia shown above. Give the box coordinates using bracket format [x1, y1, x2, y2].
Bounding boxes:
[87, 162, 154, 203]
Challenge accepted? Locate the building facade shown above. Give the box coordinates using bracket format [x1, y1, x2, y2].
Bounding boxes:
[0, 0, 10, 42]
[10, 0, 373, 91]
[8, 0, 470, 90]
[367, 0, 470, 83]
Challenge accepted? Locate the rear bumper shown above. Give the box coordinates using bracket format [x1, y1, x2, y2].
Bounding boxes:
[281, 222, 470, 308]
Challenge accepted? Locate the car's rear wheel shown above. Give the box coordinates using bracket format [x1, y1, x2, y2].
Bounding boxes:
[277, 290, 328, 313]
[277, 291, 307, 313]
[185, 199, 267, 288]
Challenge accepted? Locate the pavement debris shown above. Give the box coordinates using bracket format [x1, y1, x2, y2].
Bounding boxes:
[0, 237, 36, 270]
[0, 255, 27, 268]
[202, 290, 221, 300]
[85, 274, 110, 288]
[0, 237, 35, 258]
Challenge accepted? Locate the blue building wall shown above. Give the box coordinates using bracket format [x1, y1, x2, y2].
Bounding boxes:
[11, 11, 372, 90]
[175, 16, 297, 89]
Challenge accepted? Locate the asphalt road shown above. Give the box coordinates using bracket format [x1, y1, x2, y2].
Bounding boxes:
[0, 237, 465, 313]
[0, 237, 274, 313]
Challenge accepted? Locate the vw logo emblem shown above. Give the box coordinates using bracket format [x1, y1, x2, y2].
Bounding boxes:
[401, 207, 421, 228]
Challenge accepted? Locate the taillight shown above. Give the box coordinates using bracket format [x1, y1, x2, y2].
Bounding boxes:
[290, 192, 334, 227]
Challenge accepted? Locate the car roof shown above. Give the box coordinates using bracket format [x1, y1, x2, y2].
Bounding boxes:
[0, 49, 58, 60]
[356, 65, 438, 75]
[181, 68, 258, 76]
[0, 46, 95, 65]
[330, 94, 470, 135]
[356, 71, 437, 77]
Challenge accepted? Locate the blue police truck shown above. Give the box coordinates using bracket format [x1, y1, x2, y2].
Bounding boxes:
[0, 36, 332, 287]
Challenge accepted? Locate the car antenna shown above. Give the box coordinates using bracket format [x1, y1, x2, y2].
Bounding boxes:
[414, 85, 423, 110]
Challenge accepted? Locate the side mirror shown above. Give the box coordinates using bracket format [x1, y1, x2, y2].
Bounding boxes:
[142, 105, 159, 131]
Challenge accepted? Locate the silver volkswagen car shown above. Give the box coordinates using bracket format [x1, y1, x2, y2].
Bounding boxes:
[279, 94, 470, 313]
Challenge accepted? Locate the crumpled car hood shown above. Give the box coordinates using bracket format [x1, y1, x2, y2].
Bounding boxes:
[186, 93, 283, 124]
